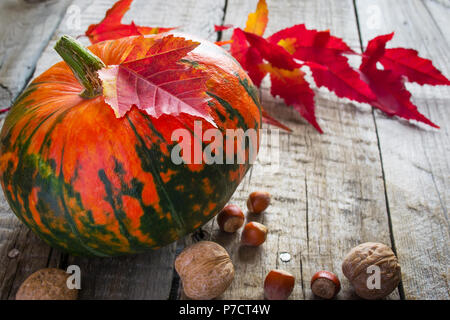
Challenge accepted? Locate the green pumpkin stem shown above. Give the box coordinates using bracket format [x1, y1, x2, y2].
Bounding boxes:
[54, 35, 105, 99]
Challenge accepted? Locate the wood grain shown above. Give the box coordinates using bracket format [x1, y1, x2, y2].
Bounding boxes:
[0, 0, 73, 112]
[356, 0, 450, 299]
[423, 0, 450, 43]
[206, 0, 398, 300]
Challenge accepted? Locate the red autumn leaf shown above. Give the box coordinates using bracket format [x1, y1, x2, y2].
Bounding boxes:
[225, 0, 449, 132]
[380, 48, 450, 86]
[230, 28, 267, 86]
[361, 68, 439, 128]
[229, 27, 292, 131]
[360, 33, 394, 71]
[214, 24, 234, 32]
[262, 64, 322, 133]
[306, 57, 376, 103]
[85, 0, 174, 44]
[268, 24, 356, 65]
[98, 35, 214, 126]
[360, 33, 438, 128]
[241, 29, 300, 70]
[244, 0, 269, 36]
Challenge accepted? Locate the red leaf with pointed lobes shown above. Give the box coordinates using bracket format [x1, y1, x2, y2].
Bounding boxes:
[85, 0, 174, 44]
[361, 68, 439, 128]
[360, 33, 394, 71]
[227, 0, 447, 132]
[268, 24, 356, 65]
[230, 28, 267, 86]
[380, 48, 450, 86]
[360, 33, 438, 128]
[241, 29, 300, 70]
[262, 64, 322, 133]
[98, 35, 215, 126]
[306, 56, 376, 103]
[124, 36, 194, 62]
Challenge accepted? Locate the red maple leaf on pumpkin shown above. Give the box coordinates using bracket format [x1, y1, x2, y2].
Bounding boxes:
[98, 35, 214, 126]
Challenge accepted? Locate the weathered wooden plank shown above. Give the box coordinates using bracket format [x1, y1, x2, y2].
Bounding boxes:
[206, 0, 398, 300]
[68, 246, 178, 300]
[0, 0, 73, 111]
[423, 0, 450, 43]
[356, 0, 450, 299]
[0, 0, 227, 300]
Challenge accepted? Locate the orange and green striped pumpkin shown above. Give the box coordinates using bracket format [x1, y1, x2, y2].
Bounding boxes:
[0, 34, 261, 256]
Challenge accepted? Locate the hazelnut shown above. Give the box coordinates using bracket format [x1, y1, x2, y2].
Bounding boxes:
[217, 204, 245, 233]
[16, 268, 78, 300]
[264, 269, 295, 300]
[342, 242, 401, 300]
[311, 271, 341, 299]
[175, 241, 234, 300]
[247, 191, 271, 214]
[241, 222, 268, 246]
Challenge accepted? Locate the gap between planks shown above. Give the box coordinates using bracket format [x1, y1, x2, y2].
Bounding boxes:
[352, 0, 406, 300]
[355, 0, 450, 299]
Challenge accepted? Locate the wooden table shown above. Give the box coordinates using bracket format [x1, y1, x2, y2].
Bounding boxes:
[0, 0, 448, 300]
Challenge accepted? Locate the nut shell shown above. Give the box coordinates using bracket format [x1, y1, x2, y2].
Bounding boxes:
[217, 204, 245, 233]
[311, 271, 341, 299]
[241, 222, 268, 246]
[16, 268, 78, 300]
[264, 269, 295, 300]
[342, 242, 401, 300]
[175, 241, 234, 300]
[247, 191, 271, 214]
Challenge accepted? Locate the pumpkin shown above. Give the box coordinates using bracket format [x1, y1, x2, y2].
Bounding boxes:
[0, 34, 261, 256]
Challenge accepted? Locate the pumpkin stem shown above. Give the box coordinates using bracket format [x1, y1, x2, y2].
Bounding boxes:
[54, 35, 106, 99]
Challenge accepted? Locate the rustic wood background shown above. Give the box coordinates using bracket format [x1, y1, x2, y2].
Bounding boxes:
[0, 0, 448, 299]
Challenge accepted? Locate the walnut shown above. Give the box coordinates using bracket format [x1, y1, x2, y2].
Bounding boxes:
[342, 242, 401, 299]
[16, 268, 78, 300]
[175, 241, 234, 300]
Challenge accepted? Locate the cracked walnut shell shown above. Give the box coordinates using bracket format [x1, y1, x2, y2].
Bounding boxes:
[175, 241, 234, 300]
[342, 242, 401, 300]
